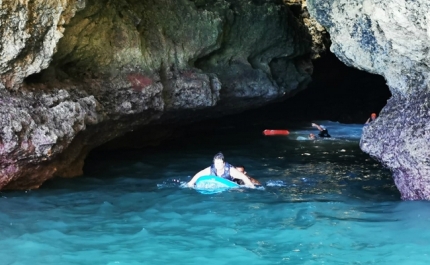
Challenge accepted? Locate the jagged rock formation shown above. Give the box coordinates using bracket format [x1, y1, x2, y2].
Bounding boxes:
[284, 0, 330, 59]
[308, 0, 430, 200]
[0, 0, 315, 190]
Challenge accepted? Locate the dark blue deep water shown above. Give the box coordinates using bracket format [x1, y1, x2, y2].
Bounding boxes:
[1, 116, 430, 264]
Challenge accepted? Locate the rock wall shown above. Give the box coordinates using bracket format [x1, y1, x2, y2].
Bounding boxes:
[284, 0, 330, 59]
[0, 0, 315, 189]
[0, 0, 85, 89]
[308, 0, 430, 200]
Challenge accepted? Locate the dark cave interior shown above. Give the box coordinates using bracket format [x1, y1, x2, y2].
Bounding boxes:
[173, 51, 391, 144]
[280, 51, 391, 123]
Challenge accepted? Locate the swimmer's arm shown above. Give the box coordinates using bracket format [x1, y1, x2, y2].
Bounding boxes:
[230, 168, 255, 188]
[187, 167, 211, 187]
[249, 177, 261, 185]
[311, 123, 323, 131]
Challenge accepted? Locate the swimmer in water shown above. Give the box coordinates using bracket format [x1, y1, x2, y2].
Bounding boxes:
[187, 152, 255, 188]
[365, 113, 377, 125]
[312, 123, 331, 138]
[235, 166, 261, 186]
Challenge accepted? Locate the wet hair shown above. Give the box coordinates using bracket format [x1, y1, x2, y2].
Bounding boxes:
[236, 165, 245, 169]
[213, 152, 224, 161]
[236, 165, 246, 174]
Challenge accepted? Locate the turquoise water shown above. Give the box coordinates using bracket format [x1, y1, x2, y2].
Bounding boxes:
[1, 120, 430, 265]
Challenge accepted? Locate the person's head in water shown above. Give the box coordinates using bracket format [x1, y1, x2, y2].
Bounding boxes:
[213, 152, 225, 170]
[365, 113, 378, 124]
[236, 166, 246, 174]
[309, 133, 316, 140]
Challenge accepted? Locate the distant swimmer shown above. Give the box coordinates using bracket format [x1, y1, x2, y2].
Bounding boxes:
[297, 133, 316, 140]
[365, 113, 377, 125]
[187, 152, 255, 188]
[311, 123, 331, 138]
[235, 166, 261, 186]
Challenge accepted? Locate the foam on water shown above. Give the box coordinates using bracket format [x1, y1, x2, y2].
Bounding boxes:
[1, 121, 429, 264]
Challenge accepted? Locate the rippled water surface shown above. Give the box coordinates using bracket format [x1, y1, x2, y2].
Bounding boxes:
[2, 119, 430, 265]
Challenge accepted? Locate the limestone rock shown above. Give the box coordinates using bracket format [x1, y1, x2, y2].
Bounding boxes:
[308, 0, 430, 200]
[284, 0, 330, 59]
[0, 0, 85, 89]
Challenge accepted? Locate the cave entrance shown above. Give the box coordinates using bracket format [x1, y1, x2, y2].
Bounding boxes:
[191, 51, 391, 128]
[92, 51, 391, 152]
[278, 51, 391, 123]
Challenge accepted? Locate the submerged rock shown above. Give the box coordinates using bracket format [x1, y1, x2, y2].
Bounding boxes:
[0, 0, 314, 189]
[308, 0, 430, 200]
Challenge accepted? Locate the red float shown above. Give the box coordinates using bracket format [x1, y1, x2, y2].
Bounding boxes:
[263, 129, 290, 136]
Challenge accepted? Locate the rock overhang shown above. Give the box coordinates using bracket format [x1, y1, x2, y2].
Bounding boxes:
[0, 0, 318, 190]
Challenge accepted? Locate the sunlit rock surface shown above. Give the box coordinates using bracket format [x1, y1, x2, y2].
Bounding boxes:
[308, 0, 430, 200]
[0, 0, 314, 189]
[284, 0, 330, 59]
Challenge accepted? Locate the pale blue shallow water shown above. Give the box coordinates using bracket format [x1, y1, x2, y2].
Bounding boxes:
[1, 120, 430, 265]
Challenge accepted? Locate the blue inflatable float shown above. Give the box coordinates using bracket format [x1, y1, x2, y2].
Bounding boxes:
[194, 175, 239, 194]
